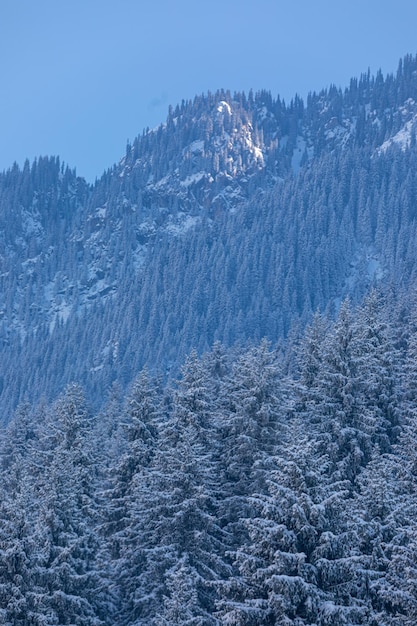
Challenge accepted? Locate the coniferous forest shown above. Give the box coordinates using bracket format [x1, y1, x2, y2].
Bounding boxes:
[2, 55, 417, 623]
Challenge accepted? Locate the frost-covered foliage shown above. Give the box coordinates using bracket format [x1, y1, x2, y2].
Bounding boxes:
[2, 56, 417, 419]
[2, 53, 417, 623]
[1, 294, 417, 624]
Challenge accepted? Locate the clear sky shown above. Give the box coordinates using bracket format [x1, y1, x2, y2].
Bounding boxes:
[2, 0, 417, 182]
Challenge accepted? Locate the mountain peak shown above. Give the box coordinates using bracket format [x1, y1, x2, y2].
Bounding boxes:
[1, 56, 417, 418]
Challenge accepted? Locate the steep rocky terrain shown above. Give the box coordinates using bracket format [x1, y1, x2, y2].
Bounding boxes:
[1, 55, 417, 418]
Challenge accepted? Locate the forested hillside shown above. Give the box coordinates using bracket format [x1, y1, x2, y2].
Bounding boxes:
[1, 56, 417, 417]
[3, 54, 417, 623]
[1, 291, 417, 624]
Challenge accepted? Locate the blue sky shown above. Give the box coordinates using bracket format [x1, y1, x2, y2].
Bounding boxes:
[2, 0, 417, 182]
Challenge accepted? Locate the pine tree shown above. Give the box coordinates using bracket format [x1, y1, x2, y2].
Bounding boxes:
[152, 556, 216, 626]
[102, 367, 163, 623]
[215, 340, 291, 623]
[309, 299, 369, 483]
[216, 429, 327, 625]
[0, 402, 44, 624]
[31, 385, 105, 625]
[121, 351, 226, 624]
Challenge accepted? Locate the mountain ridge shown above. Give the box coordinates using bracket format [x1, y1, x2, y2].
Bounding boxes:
[1, 54, 417, 418]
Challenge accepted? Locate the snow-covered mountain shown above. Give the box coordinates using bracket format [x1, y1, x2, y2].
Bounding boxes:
[1, 55, 417, 418]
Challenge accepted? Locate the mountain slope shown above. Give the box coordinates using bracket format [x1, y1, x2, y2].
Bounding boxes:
[1, 55, 417, 418]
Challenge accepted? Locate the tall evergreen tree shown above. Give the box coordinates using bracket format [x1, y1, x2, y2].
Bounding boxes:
[31, 385, 106, 625]
[110, 354, 226, 623]
[101, 367, 163, 623]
